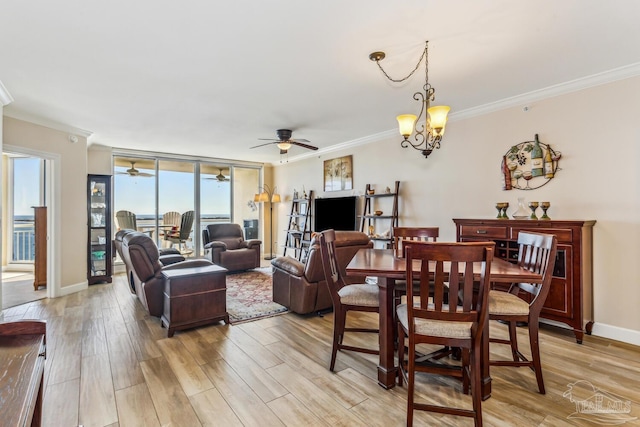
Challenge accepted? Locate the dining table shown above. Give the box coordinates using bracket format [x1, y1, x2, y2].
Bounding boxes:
[345, 247, 543, 400]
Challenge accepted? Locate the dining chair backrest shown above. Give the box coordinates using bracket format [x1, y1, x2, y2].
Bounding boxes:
[405, 241, 494, 340]
[392, 227, 439, 258]
[512, 231, 558, 315]
[116, 210, 137, 231]
[317, 229, 347, 307]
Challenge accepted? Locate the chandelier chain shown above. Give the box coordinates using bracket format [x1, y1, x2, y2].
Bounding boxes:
[374, 42, 428, 83]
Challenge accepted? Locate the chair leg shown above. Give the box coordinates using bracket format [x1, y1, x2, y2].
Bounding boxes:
[528, 321, 545, 394]
[406, 337, 415, 427]
[471, 342, 483, 427]
[508, 321, 519, 362]
[397, 323, 406, 386]
[462, 349, 471, 394]
[330, 308, 346, 371]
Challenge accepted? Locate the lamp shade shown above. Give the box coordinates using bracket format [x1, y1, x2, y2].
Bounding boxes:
[253, 193, 260, 202]
[271, 193, 281, 203]
[276, 142, 292, 150]
[427, 105, 450, 136]
[258, 192, 269, 203]
[397, 114, 418, 137]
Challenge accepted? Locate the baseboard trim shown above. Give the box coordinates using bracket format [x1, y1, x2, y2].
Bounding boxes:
[591, 323, 640, 347]
[57, 280, 88, 297]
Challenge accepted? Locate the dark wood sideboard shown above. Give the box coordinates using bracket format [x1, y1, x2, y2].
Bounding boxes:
[453, 218, 596, 343]
[0, 320, 47, 426]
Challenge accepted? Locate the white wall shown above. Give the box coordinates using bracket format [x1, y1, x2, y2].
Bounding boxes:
[273, 75, 640, 345]
[4, 117, 89, 293]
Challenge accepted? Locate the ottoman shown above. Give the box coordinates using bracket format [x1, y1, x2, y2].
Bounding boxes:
[161, 264, 228, 337]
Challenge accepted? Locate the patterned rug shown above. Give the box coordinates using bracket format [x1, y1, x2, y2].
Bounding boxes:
[226, 267, 288, 324]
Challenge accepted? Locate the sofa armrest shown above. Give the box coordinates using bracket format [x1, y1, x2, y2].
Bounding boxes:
[271, 256, 305, 277]
[162, 259, 213, 271]
[159, 254, 186, 266]
[204, 241, 227, 251]
[246, 239, 262, 249]
[159, 247, 181, 256]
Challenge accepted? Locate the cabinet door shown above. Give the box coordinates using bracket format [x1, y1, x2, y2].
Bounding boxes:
[541, 244, 573, 319]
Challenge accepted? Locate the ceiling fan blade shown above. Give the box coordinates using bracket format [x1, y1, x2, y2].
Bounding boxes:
[291, 141, 318, 151]
[257, 138, 279, 141]
[137, 172, 154, 177]
[250, 141, 278, 149]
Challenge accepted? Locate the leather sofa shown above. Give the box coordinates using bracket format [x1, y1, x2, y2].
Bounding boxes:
[271, 230, 373, 314]
[202, 223, 261, 271]
[118, 231, 214, 316]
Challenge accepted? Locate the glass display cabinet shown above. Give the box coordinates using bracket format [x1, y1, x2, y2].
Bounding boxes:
[88, 174, 113, 284]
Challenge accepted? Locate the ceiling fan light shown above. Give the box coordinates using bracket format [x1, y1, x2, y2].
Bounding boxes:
[397, 114, 418, 138]
[277, 141, 292, 150]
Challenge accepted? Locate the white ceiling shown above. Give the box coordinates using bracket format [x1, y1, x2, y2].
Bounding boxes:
[2, 0, 640, 165]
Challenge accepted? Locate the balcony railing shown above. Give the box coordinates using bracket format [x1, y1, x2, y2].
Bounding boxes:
[12, 221, 35, 262]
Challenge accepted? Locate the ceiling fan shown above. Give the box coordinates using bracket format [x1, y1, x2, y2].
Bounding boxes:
[116, 161, 154, 177]
[206, 168, 230, 182]
[251, 129, 318, 154]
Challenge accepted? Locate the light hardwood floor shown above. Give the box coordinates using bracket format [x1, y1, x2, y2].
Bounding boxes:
[1, 273, 639, 426]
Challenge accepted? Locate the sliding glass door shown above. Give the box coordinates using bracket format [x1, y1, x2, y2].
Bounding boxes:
[113, 154, 261, 258]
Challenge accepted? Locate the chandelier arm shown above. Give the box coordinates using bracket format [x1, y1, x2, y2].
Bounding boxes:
[374, 44, 427, 83]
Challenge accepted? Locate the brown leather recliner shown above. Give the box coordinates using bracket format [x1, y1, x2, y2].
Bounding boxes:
[114, 229, 186, 293]
[120, 231, 214, 316]
[271, 230, 373, 314]
[202, 223, 261, 271]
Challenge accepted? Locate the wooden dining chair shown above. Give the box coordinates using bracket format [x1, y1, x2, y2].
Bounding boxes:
[392, 227, 439, 304]
[397, 241, 494, 427]
[317, 229, 380, 371]
[489, 231, 557, 394]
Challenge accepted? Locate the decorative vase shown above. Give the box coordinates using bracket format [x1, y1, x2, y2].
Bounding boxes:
[512, 197, 528, 219]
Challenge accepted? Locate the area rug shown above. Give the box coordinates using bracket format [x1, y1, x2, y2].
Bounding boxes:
[225, 267, 288, 324]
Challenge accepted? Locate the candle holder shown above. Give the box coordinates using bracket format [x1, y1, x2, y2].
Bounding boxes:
[540, 202, 551, 220]
[495, 202, 505, 219]
[501, 202, 509, 219]
[528, 201, 539, 220]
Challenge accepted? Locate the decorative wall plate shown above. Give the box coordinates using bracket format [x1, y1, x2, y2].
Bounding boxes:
[501, 135, 561, 191]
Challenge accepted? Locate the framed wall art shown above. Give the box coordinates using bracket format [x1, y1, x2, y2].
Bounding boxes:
[323, 155, 353, 192]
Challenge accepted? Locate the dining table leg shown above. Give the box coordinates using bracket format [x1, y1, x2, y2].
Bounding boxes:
[377, 276, 397, 389]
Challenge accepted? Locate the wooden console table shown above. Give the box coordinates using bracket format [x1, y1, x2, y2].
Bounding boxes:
[0, 320, 47, 426]
[161, 264, 228, 337]
[453, 218, 596, 343]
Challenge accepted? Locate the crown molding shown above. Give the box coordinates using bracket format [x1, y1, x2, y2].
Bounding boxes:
[451, 61, 640, 121]
[274, 62, 640, 166]
[3, 108, 93, 138]
[0, 80, 14, 106]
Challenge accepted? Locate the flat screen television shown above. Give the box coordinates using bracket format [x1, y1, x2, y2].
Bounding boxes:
[314, 196, 357, 232]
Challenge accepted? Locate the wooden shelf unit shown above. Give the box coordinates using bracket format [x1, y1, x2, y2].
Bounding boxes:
[359, 181, 400, 247]
[283, 190, 314, 261]
[453, 218, 596, 343]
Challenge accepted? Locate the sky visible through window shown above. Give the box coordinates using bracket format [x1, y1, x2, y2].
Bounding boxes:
[114, 166, 231, 219]
[13, 157, 40, 217]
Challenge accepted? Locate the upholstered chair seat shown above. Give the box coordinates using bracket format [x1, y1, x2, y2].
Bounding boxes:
[337, 284, 379, 307]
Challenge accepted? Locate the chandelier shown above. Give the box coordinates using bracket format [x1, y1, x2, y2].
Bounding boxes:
[369, 41, 450, 158]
